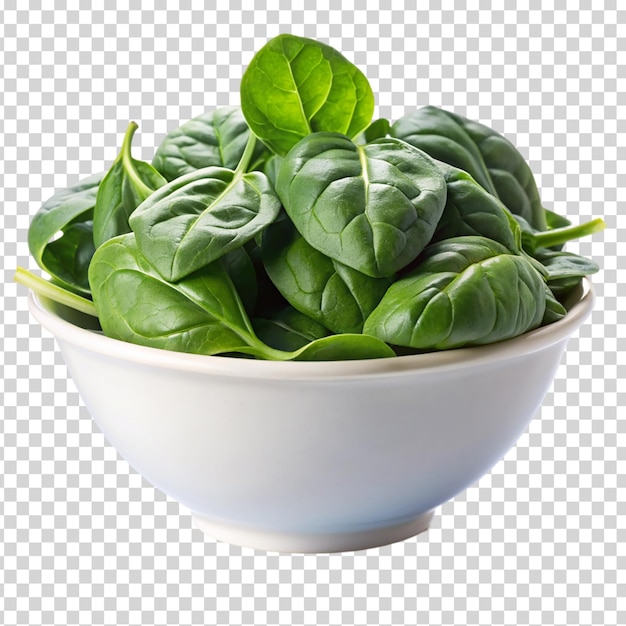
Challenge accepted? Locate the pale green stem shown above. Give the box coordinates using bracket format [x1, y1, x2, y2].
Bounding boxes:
[531, 218, 605, 250]
[234, 132, 258, 175]
[121, 121, 154, 198]
[14, 267, 99, 317]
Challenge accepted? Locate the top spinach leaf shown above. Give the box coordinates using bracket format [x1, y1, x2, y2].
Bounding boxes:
[275, 132, 447, 278]
[240, 34, 375, 157]
[391, 105, 549, 231]
[28, 171, 104, 296]
[152, 106, 270, 181]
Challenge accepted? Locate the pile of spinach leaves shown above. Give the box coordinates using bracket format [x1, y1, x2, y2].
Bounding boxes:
[18, 34, 604, 361]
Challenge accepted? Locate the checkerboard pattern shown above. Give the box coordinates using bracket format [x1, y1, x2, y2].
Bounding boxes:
[1, 2, 623, 625]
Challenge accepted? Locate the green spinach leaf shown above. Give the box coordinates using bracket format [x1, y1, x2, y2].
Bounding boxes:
[221, 246, 258, 317]
[432, 161, 522, 253]
[533, 247, 599, 303]
[533, 248, 599, 282]
[89, 233, 263, 356]
[364, 236, 547, 350]
[262, 217, 391, 334]
[152, 106, 270, 181]
[545, 207, 572, 230]
[129, 152, 281, 282]
[240, 34, 375, 156]
[358, 118, 391, 143]
[275, 132, 447, 278]
[262, 154, 283, 187]
[542, 284, 567, 324]
[391, 105, 549, 230]
[288, 333, 395, 361]
[28, 171, 103, 296]
[245, 238, 290, 319]
[93, 122, 167, 248]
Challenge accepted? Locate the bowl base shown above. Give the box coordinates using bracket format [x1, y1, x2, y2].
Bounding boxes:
[191, 510, 435, 553]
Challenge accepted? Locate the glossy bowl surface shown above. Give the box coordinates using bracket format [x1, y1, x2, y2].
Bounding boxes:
[28, 281, 594, 552]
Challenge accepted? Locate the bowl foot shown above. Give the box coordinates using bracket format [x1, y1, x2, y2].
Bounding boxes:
[191, 510, 435, 553]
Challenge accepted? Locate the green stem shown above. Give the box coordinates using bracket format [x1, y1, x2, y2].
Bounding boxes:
[229, 326, 328, 361]
[235, 343, 294, 361]
[531, 217, 605, 250]
[121, 121, 154, 198]
[14, 267, 99, 318]
[234, 132, 258, 176]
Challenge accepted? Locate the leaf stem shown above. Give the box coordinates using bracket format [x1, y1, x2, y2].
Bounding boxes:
[235, 342, 294, 361]
[14, 267, 99, 317]
[121, 121, 154, 198]
[234, 132, 258, 175]
[531, 217, 605, 250]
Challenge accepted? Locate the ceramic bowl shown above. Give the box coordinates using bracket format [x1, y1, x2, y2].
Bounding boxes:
[27, 280, 593, 553]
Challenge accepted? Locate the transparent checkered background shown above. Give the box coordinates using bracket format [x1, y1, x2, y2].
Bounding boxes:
[1, 2, 624, 625]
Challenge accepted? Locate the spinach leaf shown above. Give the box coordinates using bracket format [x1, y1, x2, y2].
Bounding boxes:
[28, 171, 103, 296]
[289, 334, 395, 361]
[358, 118, 391, 143]
[391, 106, 497, 196]
[432, 161, 521, 253]
[89, 233, 263, 356]
[533, 247, 599, 303]
[240, 34, 374, 156]
[275, 132, 447, 278]
[246, 238, 290, 319]
[534, 248, 599, 281]
[542, 284, 567, 325]
[93, 122, 167, 248]
[543, 275, 585, 303]
[391, 105, 549, 230]
[364, 236, 547, 350]
[262, 154, 283, 187]
[262, 217, 391, 334]
[221, 246, 258, 317]
[254, 306, 330, 351]
[152, 106, 270, 181]
[129, 142, 282, 282]
[545, 208, 572, 230]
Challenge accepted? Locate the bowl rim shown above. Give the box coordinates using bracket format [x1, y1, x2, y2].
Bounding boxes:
[27, 279, 594, 381]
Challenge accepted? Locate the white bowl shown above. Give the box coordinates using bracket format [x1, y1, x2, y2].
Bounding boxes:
[28, 281, 593, 553]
